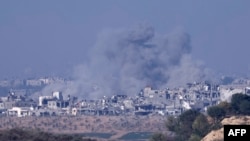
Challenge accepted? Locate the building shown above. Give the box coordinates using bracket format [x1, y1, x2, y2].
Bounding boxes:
[7, 107, 31, 117]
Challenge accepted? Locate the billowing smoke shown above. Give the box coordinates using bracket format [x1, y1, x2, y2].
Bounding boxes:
[41, 24, 212, 99]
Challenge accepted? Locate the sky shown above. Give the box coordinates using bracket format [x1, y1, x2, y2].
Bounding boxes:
[1, 0, 250, 80]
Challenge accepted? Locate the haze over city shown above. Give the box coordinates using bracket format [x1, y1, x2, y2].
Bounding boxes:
[1, 2, 250, 141]
[1, 0, 250, 80]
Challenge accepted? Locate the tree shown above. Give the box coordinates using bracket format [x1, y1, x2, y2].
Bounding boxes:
[207, 106, 225, 122]
[192, 114, 210, 137]
[239, 100, 250, 115]
[165, 116, 179, 132]
[217, 101, 233, 115]
[231, 93, 250, 114]
[177, 110, 200, 140]
[179, 110, 200, 126]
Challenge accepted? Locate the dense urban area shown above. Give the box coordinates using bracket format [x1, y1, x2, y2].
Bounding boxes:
[0, 76, 250, 141]
[0, 76, 249, 118]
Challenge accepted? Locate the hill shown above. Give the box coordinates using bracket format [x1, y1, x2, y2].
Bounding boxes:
[201, 116, 250, 141]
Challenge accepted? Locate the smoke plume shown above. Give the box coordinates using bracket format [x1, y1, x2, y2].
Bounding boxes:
[41, 24, 212, 99]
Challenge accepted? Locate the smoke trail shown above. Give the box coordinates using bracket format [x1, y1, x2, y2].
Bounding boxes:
[41, 24, 212, 99]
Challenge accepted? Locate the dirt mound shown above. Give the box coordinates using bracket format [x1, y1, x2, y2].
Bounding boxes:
[201, 116, 250, 141]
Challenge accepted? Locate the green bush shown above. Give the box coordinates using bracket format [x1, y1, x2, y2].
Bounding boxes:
[188, 134, 202, 141]
[207, 106, 225, 122]
[239, 100, 250, 115]
[231, 93, 250, 114]
[150, 133, 166, 141]
[192, 114, 210, 136]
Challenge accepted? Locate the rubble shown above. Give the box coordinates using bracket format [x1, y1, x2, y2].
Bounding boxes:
[0, 77, 250, 117]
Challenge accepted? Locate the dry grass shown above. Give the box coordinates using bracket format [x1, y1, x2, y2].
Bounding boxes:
[0, 115, 166, 140]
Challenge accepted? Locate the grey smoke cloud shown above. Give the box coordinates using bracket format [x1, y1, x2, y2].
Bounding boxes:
[41, 24, 212, 99]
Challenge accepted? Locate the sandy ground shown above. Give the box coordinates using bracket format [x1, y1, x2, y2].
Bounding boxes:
[201, 116, 250, 141]
[0, 115, 167, 140]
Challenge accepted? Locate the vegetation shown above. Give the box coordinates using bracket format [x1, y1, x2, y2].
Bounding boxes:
[164, 109, 208, 141]
[207, 105, 225, 122]
[151, 93, 250, 141]
[192, 114, 210, 137]
[150, 133, 167, 141]
[231, 93, 250, 115]
[0, 128, 96, 141]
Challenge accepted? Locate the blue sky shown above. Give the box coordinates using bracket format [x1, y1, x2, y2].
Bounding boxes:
[0, 0, 250, 79]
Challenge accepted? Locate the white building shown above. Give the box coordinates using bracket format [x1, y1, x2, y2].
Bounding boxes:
[52, 91, 63, 100]
[7, 107, 31, 117]
[47, 100, 58, 109]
